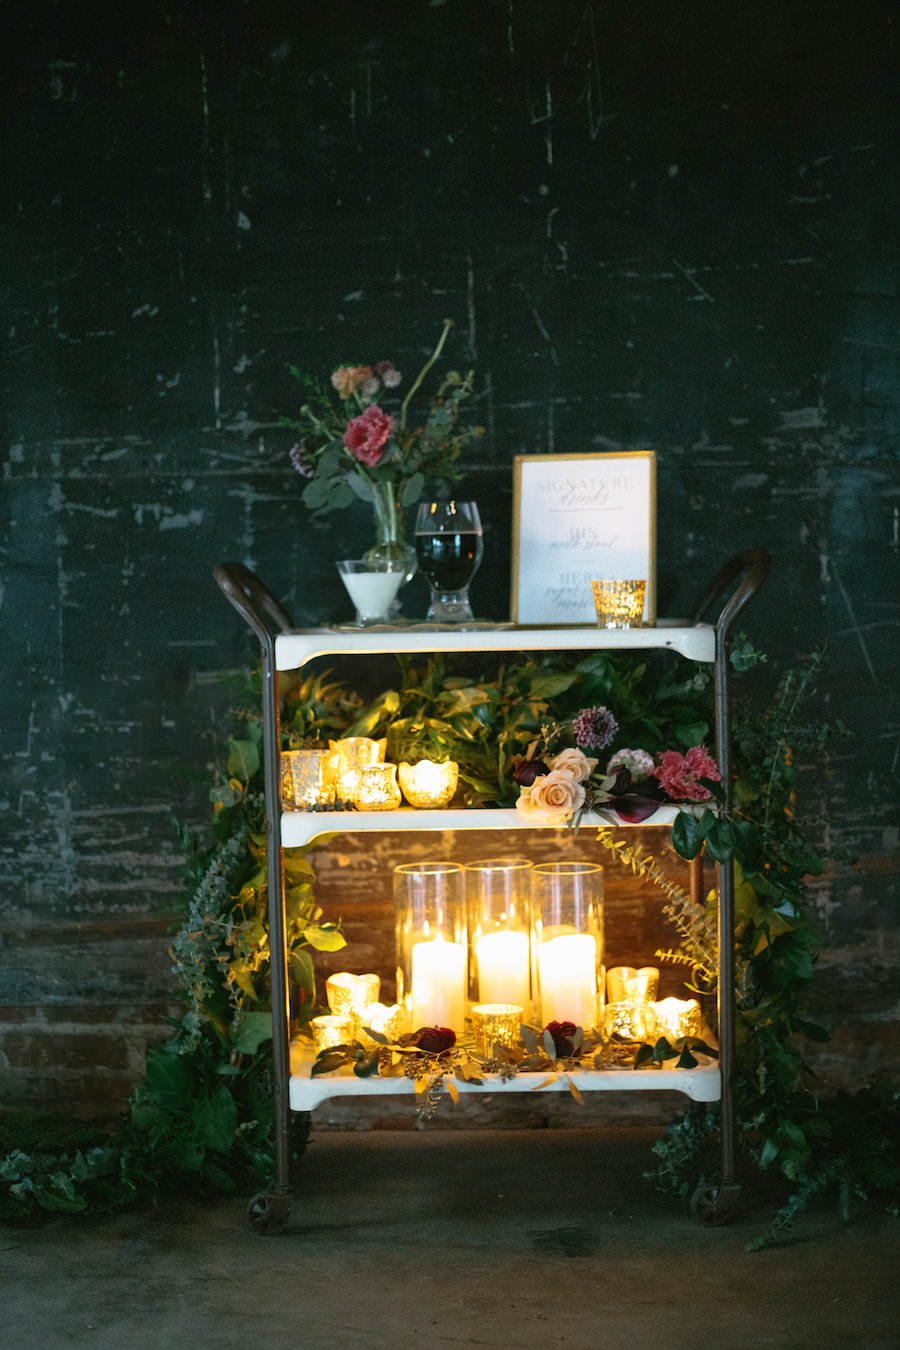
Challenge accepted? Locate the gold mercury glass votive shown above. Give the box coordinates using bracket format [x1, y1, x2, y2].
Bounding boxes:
[281, 748, 336, 808]
[471, 1003, 524, 1056]
[325, 971, 381, 1018]
[330, 736, 387, 803]
[353, 1001, 408, 1048]
[353, 762, 402, 810]
[397, 759, 459, 808]
[310, 1014, 354, 1053]
[603, 1001, 658, 1042]
[591, 579, 647, 629]
[651, 997, 703, 1042]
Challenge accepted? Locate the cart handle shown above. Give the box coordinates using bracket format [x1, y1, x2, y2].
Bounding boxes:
[690, 548, 771, 641]
[213, 561, 294, 647]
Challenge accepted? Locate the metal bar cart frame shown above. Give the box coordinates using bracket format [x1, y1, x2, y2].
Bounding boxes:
[213, 549, 770, 1233]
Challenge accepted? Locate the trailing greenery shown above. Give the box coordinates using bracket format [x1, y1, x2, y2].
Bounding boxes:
[2, 645, 897, 1246]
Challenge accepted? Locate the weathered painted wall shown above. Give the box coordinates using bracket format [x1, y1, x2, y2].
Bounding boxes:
[1, 0, 897, 1118]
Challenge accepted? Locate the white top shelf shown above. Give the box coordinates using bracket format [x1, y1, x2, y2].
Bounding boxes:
[282, 805, 681, 848]
[275, 621, 715, 671]
[288, 1042, 721, 1107]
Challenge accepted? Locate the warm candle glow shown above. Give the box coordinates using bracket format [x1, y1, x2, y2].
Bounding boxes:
[410, 934, 467, 1031]
[325, 972, 381, 1018]
[398, 760, 459, 808]
[538, 932, 598, 1028]
[474, 930, 530, 1008]
[651, 997, 703, 1041]
[331, 736, 386, 802]
[354, 1001, 408, 1047]
[352, 763, 401, 810]
[471, 1003, 524, 1056]
[310, 1014, 354, 1052]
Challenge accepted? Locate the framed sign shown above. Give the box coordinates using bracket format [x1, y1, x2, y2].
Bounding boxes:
[511, 451, 657, 625]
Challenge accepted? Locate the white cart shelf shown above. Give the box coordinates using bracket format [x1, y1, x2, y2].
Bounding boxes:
[214, 550, 770, 1231]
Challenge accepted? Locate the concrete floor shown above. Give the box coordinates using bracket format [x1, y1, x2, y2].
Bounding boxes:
[3, 1127, 899, 1350]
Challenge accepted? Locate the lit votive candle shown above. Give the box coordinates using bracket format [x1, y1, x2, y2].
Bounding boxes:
[471, 1003, 524, 1056]
[410, 934, 467, 1032]
[326, 972, 381, 1018]
[310, 1014, 354, 1052]
[538, 932, 598, 1029]
[397, 759, 459, 809]
[331, 736, 386, 802]
[651, 997, 703, 1042]
[352, 763, 402, 811]
[353, 1001, 408, 1047]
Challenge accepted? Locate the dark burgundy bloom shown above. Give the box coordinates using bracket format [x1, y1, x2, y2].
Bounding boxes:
[572, 705, 617, 752]
[405, 1026, 456, 1054]
[513, 757, 548, 787]
[544, 1020, 577, 1058]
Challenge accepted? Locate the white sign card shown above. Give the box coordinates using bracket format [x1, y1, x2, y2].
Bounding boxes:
[511, 451, 657, 625]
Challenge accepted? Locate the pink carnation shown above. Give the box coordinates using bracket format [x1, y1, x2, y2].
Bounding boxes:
[653, 745, 722, 802]
[342, 405, 393, 467]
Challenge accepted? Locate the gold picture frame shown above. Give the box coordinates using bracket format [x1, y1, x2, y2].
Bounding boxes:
[510, 451, 658, 625]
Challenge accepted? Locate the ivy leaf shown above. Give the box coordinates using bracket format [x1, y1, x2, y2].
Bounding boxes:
[231, 1011, 273, 1055]
[226, 737, 260, 782]
[633, 1043, 655, 1070]
[303, 924, 347, 953]
[676, 1044, 698, 1069]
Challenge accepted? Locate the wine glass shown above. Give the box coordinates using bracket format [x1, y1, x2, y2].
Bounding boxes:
[414, 500, 484, 623]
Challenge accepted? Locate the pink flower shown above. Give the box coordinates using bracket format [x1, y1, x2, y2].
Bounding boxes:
[343, 405, 393, 467]
[653, 746, 722, 802]
[331, 365, 374, 399]
[375, 360, 402, 388]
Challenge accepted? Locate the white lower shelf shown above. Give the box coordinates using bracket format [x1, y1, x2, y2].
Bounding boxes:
[288, 1041, 721, 1109]
[282, 805, 681, 848]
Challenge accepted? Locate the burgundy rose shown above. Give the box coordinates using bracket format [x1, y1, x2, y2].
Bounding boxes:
[342, 404, 393, 467]
[544, 1020, 577, 1058]
[405, 1026, 456, 1054]
[513, 757, 548, 787]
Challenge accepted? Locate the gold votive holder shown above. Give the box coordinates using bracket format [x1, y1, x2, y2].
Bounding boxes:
[330, 736, 387, 802]
[310, 1014, 354, 1053]
[471, 1003, 524, 1057]
[591, 579, 647, 629]
[325, 971, 381, 1018]
[651, 997, 703, 1042]
[397, 759, 459, 808]
[353, 1001, 408, 1048]
[352, 762, 402, 810]
[603, 1001, 658, 1043]
[281, 748, 335, 808]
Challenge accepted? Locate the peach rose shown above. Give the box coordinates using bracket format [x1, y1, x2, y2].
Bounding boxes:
[515, 768, 585, 825]
[331, 364, 374, 398]
[548, 748, 597, 783]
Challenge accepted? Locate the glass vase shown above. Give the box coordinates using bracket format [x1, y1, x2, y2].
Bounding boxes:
[465, 858, 533, 1014]
[364, 481, 417, 609]
[532, 861, 605, 1031]
[394, 861, 467, 1034]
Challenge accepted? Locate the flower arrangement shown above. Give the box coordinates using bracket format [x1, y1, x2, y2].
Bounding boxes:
[513, 705, 722, 828]
[283, 318, 482, 557]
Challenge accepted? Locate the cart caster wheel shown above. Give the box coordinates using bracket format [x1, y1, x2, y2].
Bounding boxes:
[691, 1182, 741, 1226]
[247, 1190, 292, 1235]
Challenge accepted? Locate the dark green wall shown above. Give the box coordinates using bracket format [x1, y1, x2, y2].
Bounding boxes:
[2, 0, 897, 1112]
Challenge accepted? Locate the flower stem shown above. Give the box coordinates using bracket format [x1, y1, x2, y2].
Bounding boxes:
[399, 318, 454, 433]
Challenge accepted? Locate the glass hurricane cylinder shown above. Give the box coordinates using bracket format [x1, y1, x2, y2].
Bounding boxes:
[394, 861, 467, 1035]
[465, 857, 533, 1013]
[532, 861, 605, 1030]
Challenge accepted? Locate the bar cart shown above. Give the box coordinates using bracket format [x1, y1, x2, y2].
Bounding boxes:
[213, 549, 770, 1234]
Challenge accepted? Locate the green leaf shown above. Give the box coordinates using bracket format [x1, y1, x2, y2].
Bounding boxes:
[704, 818, 736, 864]
[302, 476, 333, 509]
[231, 1011, 273, 1055]
[226, 737, 260, 782]
[303, 924, 347, 952]
[197, 1085, 238, 1154]
[401, 472, 425, 505]
[329, 482, 355, 509]
[346, 472, 374, 503]
[671, 811, 702, 860]
[290, 948, 315, 995]
[528, 672, 578, 701]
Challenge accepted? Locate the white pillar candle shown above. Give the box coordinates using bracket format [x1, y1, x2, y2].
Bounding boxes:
[474, 930, 530, 1008]
[538, 932, 598, 1028]
[411, 935, 467, 1031]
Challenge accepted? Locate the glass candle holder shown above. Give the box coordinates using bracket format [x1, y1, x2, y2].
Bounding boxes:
[353, 1001, 408, 1048]
[353, 763, 402, 810]
[591, 579, 647, 629]
[532, 861, 605, 1030]
[330, 736, 387, 803]
[310, 1014, 354, 1053]
[471, 1003, 524, 1056]
[603, 1001, 658, 1043]
[394, 861, 467, 1034]
[397, 759, 459, 808]
[281, 748, 336, 808]
[465, 857, 533, 1012]
[325, 971, 381, 1018]
[607, 965, 659, 1003]
[651, 997, 703, 1042]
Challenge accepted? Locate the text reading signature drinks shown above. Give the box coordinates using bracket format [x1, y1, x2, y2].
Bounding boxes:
[414, 500, 483, 623]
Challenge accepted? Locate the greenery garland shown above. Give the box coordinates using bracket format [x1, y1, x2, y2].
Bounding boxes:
[1, 647, 897, 1249]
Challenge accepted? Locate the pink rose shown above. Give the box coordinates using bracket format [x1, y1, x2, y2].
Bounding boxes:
[331, 365, 374, 399]
[516, 768, 585, 825]
[653, 746, 722, 802]
[548, 748, 597, 783]
[342, 405, 393, 467]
